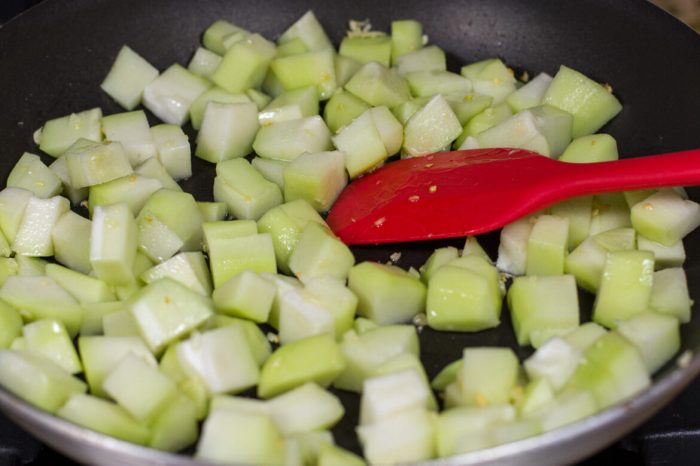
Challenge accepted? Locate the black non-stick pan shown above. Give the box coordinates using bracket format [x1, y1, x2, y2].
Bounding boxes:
[1, 0, 699, 464]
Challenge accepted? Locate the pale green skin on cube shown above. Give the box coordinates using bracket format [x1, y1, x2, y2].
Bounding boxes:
[257, 199, 326, 273]
[258, 333, 346, 399]
[334, 54, 362, 87]
[88, 174, 163, 217]
[0, 301, 22, 348]
[348, 262, 427, 325]
[455, 103, 512, 147]
[259, 85, 319, 126]
[395, 45, 446, 76]
[559, 133, 618, 163]
[649, 267, 692, 323]
[283, 151, 347, 212]
[616, 312, 680, 374]
[189, 87, 252, 131]
[517, 378, 554, 417]
[101, 46, 158, 111]
[149, 393, 199, 452]
[16, 255, 47, 276]
[461, 58, 517, 105]
[390, 19, 423, 62]
[278, 10, 333, 52]
[79, 301, 122, 336]
[525, 214, 570, 276]
[589, 193, 632, 235]
[405, 70, 472, 97]
[136, 210, 184, 263]
[128, 277, 214, 353]
[57, 393, 151, 445]
[444, 92, 494, 126]
[270, 49, 337, 100]
[543, 65, 622, 138]
[332, 108, 391, 178]
[142, 64, 211, 126]
[593, 250, 654, 329]
[339, 35, 392, 67]
[459, 347, 519, 406]
[38, 108, 103, 158]
[202, 219, 257, 251]
[323, 91, 370, 134]
[213, 158, 284, 220]
[23, 318, 82, 374]
[196, 102, 260, 163]
[318, 442, 366, 466]
[208, 233, 277, 288]
[638, 235, 686, 270]
[630, 189, 700, 246]
[507, 274, 580, 346]
[253, 115, 333, 162]
[0, 349, 87, 413]
[289, 222, 355, 284]
[159, 344, 210, 419]
[275, 38, 309, 58]
[550, 196, 593, 250]
[212, 270, 276, 323]
[0, 275, 82, 337]
[187, 47, 222, 79]
[563, 322, 608, 352]
[196, 201, 228, 222]
[6, 152, 62, 199]
[345, 62, 411, 108]
[402, 94, 462, 157]
[533, 390, 598, 432]
[419, 246, 460, 284]
[0, 258, 18, 288]
[211, 33, 276, 94]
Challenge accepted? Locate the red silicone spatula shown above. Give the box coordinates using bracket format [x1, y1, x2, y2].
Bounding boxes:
[326, 148, 700, 245]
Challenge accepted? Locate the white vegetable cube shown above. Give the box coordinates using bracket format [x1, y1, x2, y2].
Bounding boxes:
[6, 152, 62, 198]
[303, 276, 358, 339]
[403, 94, 462, 157]
[202, 19, 249, 55]
[360, 369, 432, 425]
[253, 116, 333, 162]
[196, 102, 260, 163]
[196, 409, 284, 465]
[593, 250, 654, 328]
[283, 151, 347, 212]
[101, 110, 156, 166]
[134, 157, 181, 192]
[459, 347, 518, 406]
[57, 394, 151, 445]
[212, 270, 276, 322]
[0, 187, 33, 243]
[259, 85, 319, 125]
[139, 189, 203, 251]
[637, 235, 686, 270]
[49, 156, 88, 205]
[140, 251, 212, 297]
[213, 158, 283, 220]
[176, 326, 260, 394]
[369, 106, 404, 156]
[357, 408, 436, 464]
[149, 394, 199, 452]
[616, 312, 680, 374]
[101, 45, 159, 110]
[0, 349, 86, 413]
[143, 64, 211, 125]
[187, 46, 222, 78]
[90, 203, 137, 285]
[38, 108, 102, 157]
[349, 262, 426, 325]
[12, 195, 69, 257]
[524, 337, 582, 391]
[267, 382, 344, 434]
[631, 189, 700, 246]
[436, 405, 516, 456]
[525, 214, 570, 276]
[150, 124, 192, 180]
[78, 335, 157, 397]
[649, 267, 692, 323]
[332, 109, 388, 178]
[278, 286, 335, 344]
[190, 87, 253, 130]
[64, 140, 133, 189]
[496, 217, 534, 275]
[211, 33, 277, 94]
[289, 222, 355, 284]
[562, 322, 607, 352]
[23, 318, 82, 374]
[535, 390, 598, 432]
[103, 353, 178, 422]
[507, 274, 580, 346]
[506, 72, 553, 113]
[136, 210, 184, 263]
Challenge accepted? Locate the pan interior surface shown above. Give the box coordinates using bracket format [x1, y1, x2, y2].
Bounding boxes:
[0, 0, 699, 465]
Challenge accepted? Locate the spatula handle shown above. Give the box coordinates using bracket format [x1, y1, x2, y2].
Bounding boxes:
[558, 148, 700, 198]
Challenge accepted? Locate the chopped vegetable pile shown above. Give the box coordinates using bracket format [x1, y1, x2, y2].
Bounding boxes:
[0, 10, 698, 466]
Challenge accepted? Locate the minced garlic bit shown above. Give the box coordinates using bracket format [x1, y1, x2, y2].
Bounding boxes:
[80, 200, 89, 210]
[389, 252, 402, 263]
[412, 313, 427, 331]
[604, 83, 614, 93]
[474, 391, 489, 407]
[677, 350, 693, 368]
[428, 185, 438, 193]
[374, 216, 386, 227]
[346, 19, 386, 38]
[421, 34, 429, 46]
[408, 195, 420, 203]
[266, 332, 280, 345]
[643, 202, 654, 211]
[520, 70, 530, 82]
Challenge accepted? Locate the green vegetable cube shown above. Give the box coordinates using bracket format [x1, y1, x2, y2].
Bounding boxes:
[101, 110, 157, 166]
[140, 189, 203, 251]
[550, 196, 593, 249]
[187, 46, 222, 79]
[128, 278, 214, 353]
[64, 140, 133, 189]
[334, 54, 362, 87]
[534, 390, 598, 431]
[340, 35, 392, 67]
[6, 152, 62, 198]
[90, 203, 137, 285]
[136, 210, 184, 263]
[360, 368, 432, 425]
[496, 217, 534, 276]
[270, 48, 337, 100]
[419, 246, 460, 284]
[38, 108, 102, 158]
[405, 70, 472, 97]
[103, 353, 178, 422]
[208, 233, 276, 288]
[348, 262, 426, 325]
[459, 347, 519, 406]
[283, 151, 347, 212]
[323, 91, 370, 134]
[149, 394, 199, 452]
[345, 62, 411, 107]
[0, 301, 21, 348]
[210, 33, 276, 93]
[505, 72, 552, 113]
[357, 408, 436, 464]
[189, 87, 252, 130]
[196, 102, 259, 163]
[134, 157, 182, 192]
[318, 442, 365, 466]
[202, 20, 249, 55]
[390, 20, 423, 61]
[202, 219, 257, 250]
[13, 195, 69, 257]
[593, 250, 654, 328]
[253, 115, 333, 161]
[436, 405, 515, 456]
[258, 334, 346, 398]
[543, 65, 622, 138]
[143, 64, 211, 125]
[88, 174, 162, 217]
[0, 349, 86, 413]
[23, 318, 82, 374]
[524, 337, 581, 391]
[208, 315, 272, 367]
[278, 11, 333, 52]
[630, 189, 700, 246]
[141, 251, 212, 297]
[649, 267, 692, 322]
[58, 394, 151, 445]
[559, 133, 618, 163]
[176, 326, 260, 394]
[395, 45, 446, 75]
[212, 270, 276, 322]
[507, 274, 580, 346]
[289, 222, 355, 283]
[637, 235, 686, 270]
[197, 201, 228, 222]
[268, 382, 344, 434]
[45, 263, 114, 304]
[101, 45, 158, 110]
[403, 94, 462, 157]
[616, 312, 680, 373]
[0, 187, 33, 243]
[259, 86, 319, 125]
[461, 58, 516, 104]
[456, 103, 512, 145]
[525, 214, 569, 276]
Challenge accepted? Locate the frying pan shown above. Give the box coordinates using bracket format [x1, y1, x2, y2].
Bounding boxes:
[0, 0, 699, 465]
